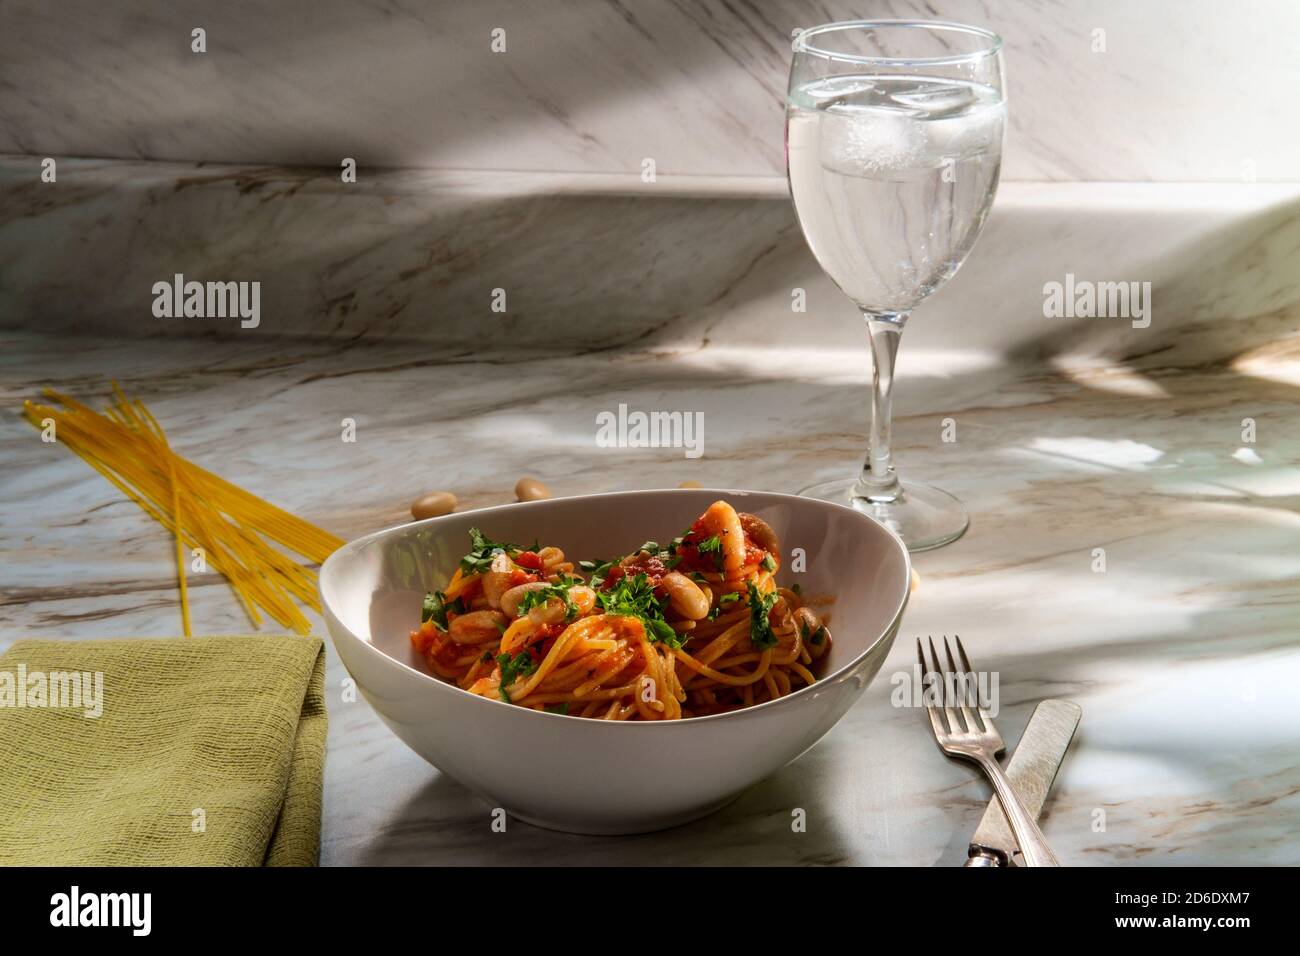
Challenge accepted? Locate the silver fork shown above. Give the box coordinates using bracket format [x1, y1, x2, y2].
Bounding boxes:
[918, 636, 1061, 867]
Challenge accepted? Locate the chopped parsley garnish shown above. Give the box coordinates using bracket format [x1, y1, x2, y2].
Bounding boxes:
[707, 591, 742, 620]
[496, 650, 538, 701]
[545, 702, 569, 715]
[747, 581, 779, 650]
[459, 528, 519, 575]
[760, 553, 777, 572]
[421, 590, 451, 629]
[597, 572, 683, 648]
[691, 533, 725, 571]
[578, 558, 615, 587]
[517, 579, 580, 621]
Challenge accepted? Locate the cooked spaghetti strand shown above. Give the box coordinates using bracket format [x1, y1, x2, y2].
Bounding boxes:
[408, 499, 835, 719]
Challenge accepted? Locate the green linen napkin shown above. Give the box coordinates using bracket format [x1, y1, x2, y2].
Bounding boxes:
[0, 635, 326, 866]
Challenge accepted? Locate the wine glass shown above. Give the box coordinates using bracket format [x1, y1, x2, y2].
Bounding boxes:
[786, 20, 1005, 551]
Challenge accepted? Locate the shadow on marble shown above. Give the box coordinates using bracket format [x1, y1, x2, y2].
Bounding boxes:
[3, 157, 1298, 374]
[345, 756, 863, 866]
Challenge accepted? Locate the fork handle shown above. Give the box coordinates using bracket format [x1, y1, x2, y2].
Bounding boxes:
[977, 755, 1061, 867]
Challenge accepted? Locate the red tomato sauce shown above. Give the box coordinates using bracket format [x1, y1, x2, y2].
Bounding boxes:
[514, 550, 543, 570]
[602, 555, 670, 591]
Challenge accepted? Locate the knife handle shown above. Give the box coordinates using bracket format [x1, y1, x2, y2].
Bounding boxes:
[978, 755, 1061, 867]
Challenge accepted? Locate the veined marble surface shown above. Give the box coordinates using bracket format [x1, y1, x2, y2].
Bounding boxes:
[3, 0, 1298, 182]
[1, 329, 1297, 865]
[4, 160, 1300, 365]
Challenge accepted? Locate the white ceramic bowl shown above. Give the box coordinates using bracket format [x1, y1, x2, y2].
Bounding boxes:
[320, 488, 911, 834]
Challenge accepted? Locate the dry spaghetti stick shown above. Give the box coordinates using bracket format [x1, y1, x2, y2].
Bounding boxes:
[115, 390, 317, 630]
[165, 450, 191, 636]
[110, 385, 340, 572]
[34, 403, 266, 629]
[24, 390, 334, 635]
[128, 394, 192, 638]
[26, 402, 270, 628]
[167, 457, 311, 626]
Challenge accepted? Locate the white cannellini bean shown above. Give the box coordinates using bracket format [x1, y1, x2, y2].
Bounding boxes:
[501, 581, 552, 618]
[515, 477, 551, 502]
[411, 491, 457, 520]
[481, 550, 515, 610]
[661, 571, 711, 621]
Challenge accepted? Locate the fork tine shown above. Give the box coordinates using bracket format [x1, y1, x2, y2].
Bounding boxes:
[928, 636, 961, 735]
[917, 638, 948, 739]
[944, 636, 979, 733]
[954, 635, 993, 730]
[954, 633, 975, 675]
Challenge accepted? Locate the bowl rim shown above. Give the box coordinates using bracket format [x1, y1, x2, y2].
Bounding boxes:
[320, 487, 912, 727]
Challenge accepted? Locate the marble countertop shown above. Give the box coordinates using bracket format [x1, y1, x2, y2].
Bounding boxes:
[2, 329, 1297, 865]
[8, 0, 1300, 182]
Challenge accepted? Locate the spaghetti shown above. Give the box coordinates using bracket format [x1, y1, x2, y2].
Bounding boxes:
[22, 384, 344, 635]
[410, 499, 833, 720]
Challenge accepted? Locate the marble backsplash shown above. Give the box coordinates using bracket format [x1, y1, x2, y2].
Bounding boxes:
[3, 156, 1298, 369]
[2, 0, 1298, 182]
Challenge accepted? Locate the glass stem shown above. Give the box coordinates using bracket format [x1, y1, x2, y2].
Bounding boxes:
[853, 310, 908, 503]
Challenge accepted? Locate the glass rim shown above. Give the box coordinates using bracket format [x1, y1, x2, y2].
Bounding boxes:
[791, 19, 1003, 67]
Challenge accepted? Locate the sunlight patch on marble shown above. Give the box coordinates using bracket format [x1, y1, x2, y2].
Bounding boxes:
[1153, 464, 1300, 500]
[1051, 357, 1172, 399]
[1022, 437, 1166, 471]
[664, 344, 1004, 384]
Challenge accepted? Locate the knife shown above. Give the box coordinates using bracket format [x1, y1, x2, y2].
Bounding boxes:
[964, 699, 1082, 867]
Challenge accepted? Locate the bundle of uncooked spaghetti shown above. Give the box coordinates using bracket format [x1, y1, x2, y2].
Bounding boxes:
[22, 384, 343, 635]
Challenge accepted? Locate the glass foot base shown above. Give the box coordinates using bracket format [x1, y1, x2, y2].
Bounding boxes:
[797, 477, 969, 552]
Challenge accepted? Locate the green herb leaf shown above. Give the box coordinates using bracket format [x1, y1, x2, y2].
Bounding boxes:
[696, 534, 722, 554]
[496, 650, 538, 702]
[706, 590, 742, 621]
[459, 528, 519, 575]
[517, 581, 580, 621]
[693, 534, 726, 571]
[421, 591, 451, 629]
[545, 702, 570, 715]
[579, 558, 615, 586]
[747, 581, 779, 650]
[596, 572, 684, 648]
[761, 553, 777, 572]
[647, 618, 685, 649]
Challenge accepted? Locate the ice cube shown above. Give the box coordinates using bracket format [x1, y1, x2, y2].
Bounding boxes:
[818, 105, 926, 175]
[890, 83, 979, 118]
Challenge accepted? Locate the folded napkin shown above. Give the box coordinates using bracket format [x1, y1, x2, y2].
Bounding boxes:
[0, 635, 326, 866]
